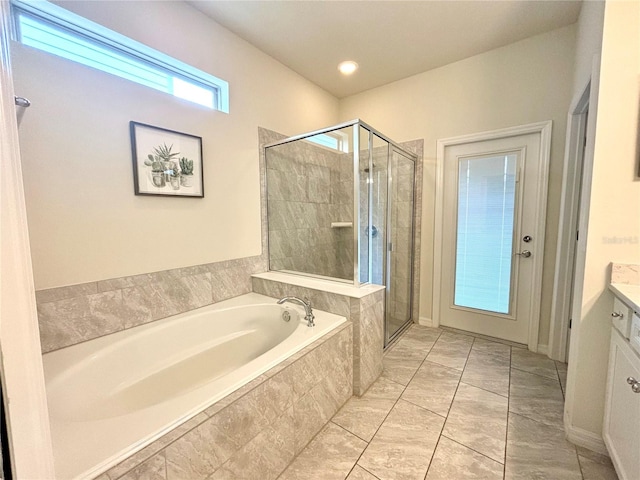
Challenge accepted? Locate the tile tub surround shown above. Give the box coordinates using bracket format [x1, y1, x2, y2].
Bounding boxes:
[252, 273, 385, 396]
[36, 128, 279, 354]
[280, 324, 619, 480]
[35, 255, 268, 353]
[93, 321, 353, 480]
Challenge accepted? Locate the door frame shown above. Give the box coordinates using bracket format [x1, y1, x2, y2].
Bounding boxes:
[0, 1, 56, 477]
[548, 77, 594, 362]
[433, 121, 552, 351]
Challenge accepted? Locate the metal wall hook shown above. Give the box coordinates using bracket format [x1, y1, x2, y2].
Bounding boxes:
[14, 96, 31, 108]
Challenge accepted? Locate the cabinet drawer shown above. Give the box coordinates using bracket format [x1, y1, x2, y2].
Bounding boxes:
[604, 328, 640, 480]
[612, 297, 632, 339]
[631, 314, 640, 356]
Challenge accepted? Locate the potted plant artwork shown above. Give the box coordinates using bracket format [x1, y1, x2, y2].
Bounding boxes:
[144, 153, 166, 187]
[152, 143, 180, 182]
[169, 162, 181, 190]
[131, 122, 204, 197]
[179, 157, 194, 187]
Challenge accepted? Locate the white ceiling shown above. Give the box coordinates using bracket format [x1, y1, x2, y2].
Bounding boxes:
[189, 1, 582, 98]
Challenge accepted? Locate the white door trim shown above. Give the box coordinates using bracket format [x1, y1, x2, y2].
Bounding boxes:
[563, 54, 602, 445]
[0, 1, 56, 477]
[548, 79, 591, 362]
[434, 121, 552, 351]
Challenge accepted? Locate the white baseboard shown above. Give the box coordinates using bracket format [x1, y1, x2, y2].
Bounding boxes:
[418, 317, 433, 327]
[537, 344, 549, 355]
[564, 416, 609, 456]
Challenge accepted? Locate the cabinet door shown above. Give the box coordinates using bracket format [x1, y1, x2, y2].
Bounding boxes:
[604, 328, 640, 480]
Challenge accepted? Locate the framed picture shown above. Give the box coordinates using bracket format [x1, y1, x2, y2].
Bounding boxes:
[130, 121, 204, 197]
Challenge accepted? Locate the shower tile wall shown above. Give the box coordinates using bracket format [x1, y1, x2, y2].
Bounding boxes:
[267, 140, 353, 281]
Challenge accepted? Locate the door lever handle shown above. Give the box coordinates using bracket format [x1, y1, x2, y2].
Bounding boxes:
[515, 250, 532, 258]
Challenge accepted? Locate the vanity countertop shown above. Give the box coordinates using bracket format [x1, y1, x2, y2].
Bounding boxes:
[609, 283, 640, 313]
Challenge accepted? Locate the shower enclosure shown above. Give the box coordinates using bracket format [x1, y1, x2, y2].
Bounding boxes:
[264, 120, 416, 346]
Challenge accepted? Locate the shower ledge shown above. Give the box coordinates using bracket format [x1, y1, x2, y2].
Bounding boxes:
[252, 272, 385, 299]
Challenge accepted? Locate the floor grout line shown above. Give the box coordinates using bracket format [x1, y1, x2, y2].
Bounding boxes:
[503, 343, 512, 479]
[330, 420, 370, 444]
[422, 333, 474, 478]
[457, 379, 510, 399]
[359, 464, 382, 480]
[423, 432, 444, 480]
[283, 324, 611, 480]
[351, 327, 445, 478]
[506, 410, 567, 431]
[510, 364, 561, 381]
[441, 434, 506, 466]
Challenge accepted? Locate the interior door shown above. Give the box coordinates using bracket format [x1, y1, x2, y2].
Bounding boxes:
[440, 133, 542, 344]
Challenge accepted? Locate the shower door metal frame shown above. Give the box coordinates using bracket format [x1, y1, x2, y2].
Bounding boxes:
[263, 119, 417, 290]
[384, 146, 417, 347]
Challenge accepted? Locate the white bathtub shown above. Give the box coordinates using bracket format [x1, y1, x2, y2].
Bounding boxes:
[43, 292, 347, 479]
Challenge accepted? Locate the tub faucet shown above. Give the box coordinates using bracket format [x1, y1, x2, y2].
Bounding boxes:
[277, 297, 315, 327]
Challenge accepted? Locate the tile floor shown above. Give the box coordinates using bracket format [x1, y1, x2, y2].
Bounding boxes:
[278, 325, 619, 480]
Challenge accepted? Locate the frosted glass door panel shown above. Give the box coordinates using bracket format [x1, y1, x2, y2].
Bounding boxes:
[454, 153, 517, 314]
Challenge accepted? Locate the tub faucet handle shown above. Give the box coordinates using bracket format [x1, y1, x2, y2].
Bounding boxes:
[303, 298, 314, 327]
[277, 296, 315, 327]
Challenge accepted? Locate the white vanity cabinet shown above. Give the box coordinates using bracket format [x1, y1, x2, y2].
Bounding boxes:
[604, 285, 640, 480]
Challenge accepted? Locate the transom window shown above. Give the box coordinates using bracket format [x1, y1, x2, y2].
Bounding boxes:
[11, 0, 229, 112]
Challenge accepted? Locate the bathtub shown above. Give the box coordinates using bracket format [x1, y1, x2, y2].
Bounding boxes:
[43, 292, 347, 479]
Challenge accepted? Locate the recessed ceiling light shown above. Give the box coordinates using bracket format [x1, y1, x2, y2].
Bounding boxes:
[338, 61, 358, 75]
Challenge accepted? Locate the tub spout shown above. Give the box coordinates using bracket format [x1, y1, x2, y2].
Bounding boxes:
[277, 297, 315, 327]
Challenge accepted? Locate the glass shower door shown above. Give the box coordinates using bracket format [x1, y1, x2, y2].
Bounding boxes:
[385, 148, 415, 344]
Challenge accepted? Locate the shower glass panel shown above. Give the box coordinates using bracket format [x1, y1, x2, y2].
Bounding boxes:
[386, 148, 415, 343]
[358, 126, 371, 285]
[264, 119, 417, 347]
[266, 125, 356, 282]
[370, 135, 389, 286]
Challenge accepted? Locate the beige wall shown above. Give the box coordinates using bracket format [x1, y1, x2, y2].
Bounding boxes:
[568, 0, 640, 437]
[338, 26, 576, 345]
[572, 1, 605, 94]
[12, 0, 339, 289]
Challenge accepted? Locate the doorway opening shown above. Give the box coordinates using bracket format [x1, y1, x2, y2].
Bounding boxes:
[549, 80, 593, 362]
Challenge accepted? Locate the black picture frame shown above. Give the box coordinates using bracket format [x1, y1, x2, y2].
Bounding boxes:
[130, 121, 204, 197]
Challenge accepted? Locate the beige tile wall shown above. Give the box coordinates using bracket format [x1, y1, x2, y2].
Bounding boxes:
[252, 276, 383, 396]
[96, 322, 352, 480]
[36, 255, 267, 353]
